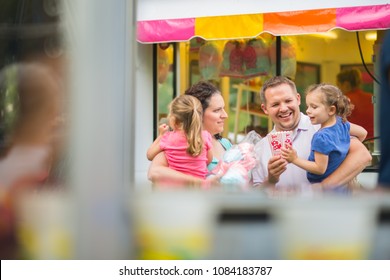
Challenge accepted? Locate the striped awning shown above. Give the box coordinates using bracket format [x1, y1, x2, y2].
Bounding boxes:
[137, 4, 390, 43]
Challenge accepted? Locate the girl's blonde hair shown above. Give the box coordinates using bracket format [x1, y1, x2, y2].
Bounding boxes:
[169, 95, 203, 157]
[306, 83, 353, 122]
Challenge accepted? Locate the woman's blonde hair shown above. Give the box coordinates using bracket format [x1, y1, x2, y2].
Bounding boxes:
[169, 95, 203, 157]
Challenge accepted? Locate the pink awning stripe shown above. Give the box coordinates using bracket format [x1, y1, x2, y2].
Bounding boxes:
[337, 4, 390, 30]
[137, 18, 195, 43]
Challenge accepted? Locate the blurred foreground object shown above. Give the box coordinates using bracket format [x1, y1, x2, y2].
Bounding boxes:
[379, 31, 390, 188]
[274, 197, 377, 259]
[132, 191, 215, 259]
[15, 190, 73, 259]
[0, 62, 63, 258]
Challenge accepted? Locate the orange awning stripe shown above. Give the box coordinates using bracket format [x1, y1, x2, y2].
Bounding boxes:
[264, 9, 336, 35]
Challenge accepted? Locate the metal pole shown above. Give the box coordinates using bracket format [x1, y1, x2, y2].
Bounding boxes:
[63, 0, 135, 259]
[276, 36, 282, 76]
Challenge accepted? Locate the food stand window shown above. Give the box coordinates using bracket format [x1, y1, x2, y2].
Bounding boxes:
[295, 62, 321, 113]
[153, 43, 176, 139]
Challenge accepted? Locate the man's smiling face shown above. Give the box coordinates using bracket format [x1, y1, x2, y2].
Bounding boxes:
[261, 83, 301, 132]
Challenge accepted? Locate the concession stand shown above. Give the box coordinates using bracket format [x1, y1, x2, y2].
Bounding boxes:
[135, 0, 390, 185]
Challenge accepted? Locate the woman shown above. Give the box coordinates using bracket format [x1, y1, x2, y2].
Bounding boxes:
[148, 81, 231, 186]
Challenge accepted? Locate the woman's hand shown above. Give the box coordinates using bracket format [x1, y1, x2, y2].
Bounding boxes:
[148, 152, 204, 186]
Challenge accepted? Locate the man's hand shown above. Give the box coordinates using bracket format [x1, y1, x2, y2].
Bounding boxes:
[267, 155, 288, 184]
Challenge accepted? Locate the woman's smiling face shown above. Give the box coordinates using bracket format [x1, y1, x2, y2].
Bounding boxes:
[202, 94, 228, 135]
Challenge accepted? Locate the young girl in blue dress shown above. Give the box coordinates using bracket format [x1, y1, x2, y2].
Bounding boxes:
[281, 83, 367, 184]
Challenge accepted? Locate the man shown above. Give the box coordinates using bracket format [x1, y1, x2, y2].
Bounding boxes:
[252, 76, 371, 189]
